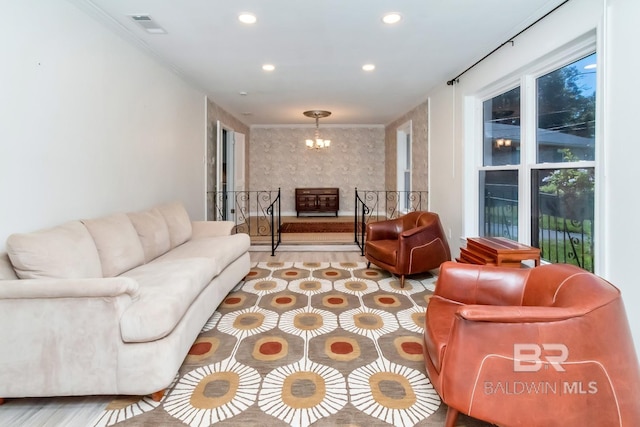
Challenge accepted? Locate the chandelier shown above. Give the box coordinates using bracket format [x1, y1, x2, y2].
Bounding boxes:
[303, 110, 331, 150]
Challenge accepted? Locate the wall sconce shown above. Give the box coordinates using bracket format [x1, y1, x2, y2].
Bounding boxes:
[495, 138, 512, 149]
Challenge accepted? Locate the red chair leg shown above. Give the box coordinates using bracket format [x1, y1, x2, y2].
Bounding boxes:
[445, 406, 459, 427]
[151, 389, 165, 402]
[400, 274, 405, 288]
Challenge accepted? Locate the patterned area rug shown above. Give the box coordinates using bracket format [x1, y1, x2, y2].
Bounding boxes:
[90, 262, 491, 427]
[280, 222, 355, 233]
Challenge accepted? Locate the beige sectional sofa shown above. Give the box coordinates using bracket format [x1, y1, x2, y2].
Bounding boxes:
[0, 202, 250, 400]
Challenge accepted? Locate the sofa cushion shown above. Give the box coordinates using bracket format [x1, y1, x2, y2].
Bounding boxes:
[0, 253, 18, 280]
[365, 239, 397, 266]
[119, 258, 217, 342]
[6, 221, 103, 279]
[127, 208, 171, 263]
[82, 213, 146, 277]
[156, 233, 251, 276]
[157, 202, 192, 249]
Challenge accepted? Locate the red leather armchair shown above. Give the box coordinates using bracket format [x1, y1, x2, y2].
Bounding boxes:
[365, 211, 451, 288]
[424, 261, 640, 427]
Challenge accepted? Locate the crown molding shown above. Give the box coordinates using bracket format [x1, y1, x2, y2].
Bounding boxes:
[250, 124, 385, 130]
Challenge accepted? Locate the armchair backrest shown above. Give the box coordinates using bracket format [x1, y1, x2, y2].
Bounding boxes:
[522, 263, 620, 310]
[435, 261, 528, 306]
[399, 211, 425, 230]
[401, 211, 442, 229]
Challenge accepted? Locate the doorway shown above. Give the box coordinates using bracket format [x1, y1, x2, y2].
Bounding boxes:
[397, 120, 412, 213]
[206, 120, 245, 221]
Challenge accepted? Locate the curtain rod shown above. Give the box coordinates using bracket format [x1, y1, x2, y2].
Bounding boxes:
[446, 0, 571, 86]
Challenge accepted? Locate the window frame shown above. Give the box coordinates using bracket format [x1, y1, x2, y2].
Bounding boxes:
[467, 35, 601, 270]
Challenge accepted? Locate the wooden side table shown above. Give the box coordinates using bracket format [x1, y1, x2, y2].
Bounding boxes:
[457, 237, 540, 268]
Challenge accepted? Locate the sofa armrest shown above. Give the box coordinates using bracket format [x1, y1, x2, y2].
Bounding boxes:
[435, 261, 529, 306]
[191, 220, 235, 238]
[457, 304, 580, 323]
[0, 277, 140, 397]
[0, 277, 139, 299]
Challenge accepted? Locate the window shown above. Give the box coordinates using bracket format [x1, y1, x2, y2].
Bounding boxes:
[480, 87, 521, 239]
[397, 121, 412, 212]
[478, 51, 597, 271]
[483, 86, 521, 167]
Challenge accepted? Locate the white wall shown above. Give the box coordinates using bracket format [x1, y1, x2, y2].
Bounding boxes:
[604, 0, 640, 353]
[428, 0, 640, 352]
[0, 0, 206, 251]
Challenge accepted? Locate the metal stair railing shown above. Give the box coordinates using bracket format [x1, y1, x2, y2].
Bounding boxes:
[354, 188, 429, 255]
[211, 188, 281, 255]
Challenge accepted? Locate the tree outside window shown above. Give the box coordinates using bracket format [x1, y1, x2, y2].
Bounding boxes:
[479, 51, 597, 272]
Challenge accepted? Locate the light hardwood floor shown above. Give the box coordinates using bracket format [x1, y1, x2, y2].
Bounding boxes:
[0, 247, 366, 427]
[250, 248, 365, 263]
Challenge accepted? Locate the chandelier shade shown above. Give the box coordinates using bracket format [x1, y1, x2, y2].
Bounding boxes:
[303, 110, 331, 150]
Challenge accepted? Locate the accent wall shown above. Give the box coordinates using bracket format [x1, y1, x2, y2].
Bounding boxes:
[249, 126, 385, 216]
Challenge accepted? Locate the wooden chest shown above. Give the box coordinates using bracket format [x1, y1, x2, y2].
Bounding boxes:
[295, 188, 339, 217]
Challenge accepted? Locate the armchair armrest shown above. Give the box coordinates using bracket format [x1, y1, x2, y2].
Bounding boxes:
[399, 223, 445, 245]
[458, 304, 581, 323]
[191, 220, 235, 238]
[366, 217, 403, 241]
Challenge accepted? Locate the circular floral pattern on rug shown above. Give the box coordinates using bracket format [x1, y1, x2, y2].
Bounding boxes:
[243, 277, 288, 295]
[217, 306, 279, 340]
[258, 359, 348, 426]
[90, 374, 179, 427]
[334, 277, 379, 296]
[288, 277, 333, 295]
[349, 358, 441, 426]
[280, 307, 338, 340]
[397, 306, 429, 334]
[340, 307, 400, 340]
[164, 358, 261, 426]
[90, 261, 455, 427]
[293, 261, 330, 271]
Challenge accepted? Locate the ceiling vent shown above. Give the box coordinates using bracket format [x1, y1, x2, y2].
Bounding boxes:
[130, 15, 167, 34]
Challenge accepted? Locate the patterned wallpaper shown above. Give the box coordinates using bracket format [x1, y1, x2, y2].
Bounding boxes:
[203, 97, 428, 218]
[385, 100, 429, 192]
[249, 126, 385, 215]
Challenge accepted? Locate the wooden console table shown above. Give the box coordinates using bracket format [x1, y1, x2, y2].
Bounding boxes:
[295, 188, 339, 217]
[457, 236, 540, 268]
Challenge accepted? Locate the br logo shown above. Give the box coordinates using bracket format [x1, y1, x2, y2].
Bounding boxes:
[513, 343, 569, 372]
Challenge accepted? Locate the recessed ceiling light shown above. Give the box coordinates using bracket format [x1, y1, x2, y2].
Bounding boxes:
[382, 13, 402, 24]
[239, 91, 248, 96]
[238, 13, 257, 24]
[362, 64, 376, 71]
[584, 63, 597, 70]
[262, 64, 275, 71]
